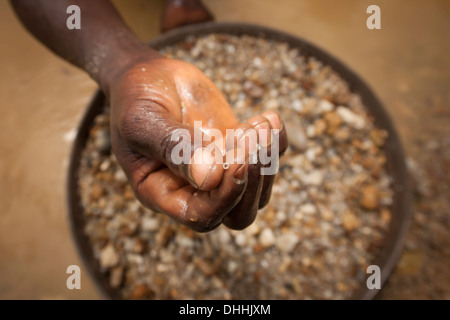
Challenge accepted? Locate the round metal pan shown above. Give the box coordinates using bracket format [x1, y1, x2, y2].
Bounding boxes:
[67, 22, 412, 300]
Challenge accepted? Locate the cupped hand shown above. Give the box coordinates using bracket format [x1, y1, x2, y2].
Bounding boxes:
[107, 49, 287, 232]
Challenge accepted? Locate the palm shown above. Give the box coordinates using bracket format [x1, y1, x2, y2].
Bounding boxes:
[109, 56, 286, 232]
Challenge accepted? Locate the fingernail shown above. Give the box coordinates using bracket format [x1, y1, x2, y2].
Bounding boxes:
[234, 162, 249, 184]
[189, 148, 214, 188]
[264, 112, 283, 131]
[255, 122, 272, 147]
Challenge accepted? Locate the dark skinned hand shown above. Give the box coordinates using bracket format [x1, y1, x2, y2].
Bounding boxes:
[108, 49, 288, 232]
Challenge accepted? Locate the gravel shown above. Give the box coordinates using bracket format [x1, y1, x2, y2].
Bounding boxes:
[77, 34, 394, 299]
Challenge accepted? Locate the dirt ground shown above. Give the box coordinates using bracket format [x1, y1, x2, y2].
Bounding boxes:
[0, 0, 449, 299]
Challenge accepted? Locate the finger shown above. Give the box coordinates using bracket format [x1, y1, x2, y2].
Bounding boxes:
[262, 110, 288, 155]
[222, 115, 271, 230]
[258, 111, 288, 208]
[222, 162, 263, 230]
[132, 149, 250, 232]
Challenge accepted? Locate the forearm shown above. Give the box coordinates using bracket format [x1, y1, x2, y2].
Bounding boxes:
[10, 0, 159, 92]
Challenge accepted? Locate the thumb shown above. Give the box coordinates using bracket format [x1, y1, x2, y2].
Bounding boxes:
[117, 105, 224, 190]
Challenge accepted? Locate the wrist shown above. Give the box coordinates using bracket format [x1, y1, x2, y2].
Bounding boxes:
[95, 35, 163, 95]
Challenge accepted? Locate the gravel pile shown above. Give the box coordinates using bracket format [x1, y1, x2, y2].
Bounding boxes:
[78, 34, 393, 299]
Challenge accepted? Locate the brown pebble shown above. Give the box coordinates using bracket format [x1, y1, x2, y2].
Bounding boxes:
[89, 182, 105, 201]
[324, 111, 342, 134]
[314, 118, 327, 135]
[130, 284, 153, 300]
[153, 275, 165, 288]
[336, 281, 350, 292]
[360, 185, 379, 210]
[156, 225, 175, 246]
[170, 288, 179, 299]
[380, 208, 392, 224]
[397, 251, 423, 276]
[112, 194, 126, 210]
[341, 211, 361, 231]
[133, 238, 146, 254]
[123, 186, 135, 200]
[370, 129, 388, 147]
[243, 80, 264, 98]
[334, 126, 351, 141]
[253, 243, 264, 253]
[96, 171, 114, 183]
[194, 257, 217, 276]
[109, 266, 124, 289]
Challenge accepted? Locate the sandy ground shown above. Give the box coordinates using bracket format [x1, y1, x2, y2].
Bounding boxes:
[0, 0, 449, 299]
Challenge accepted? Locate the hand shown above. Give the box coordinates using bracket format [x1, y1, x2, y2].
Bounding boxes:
[106, 49, 287, 232]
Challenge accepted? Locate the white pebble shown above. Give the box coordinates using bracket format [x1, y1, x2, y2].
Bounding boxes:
[317, 100, 334, 113]
[253, 57, 263, 67]
[306, 125, 316, 138]
[259, 228, 276, 247]
[100, 244, 119, 269]
[114, 168, 127, 183]
[141, 217, 159, 232]
[235, 233, 247, 247]
[303, 170, 324, 186]
[300, 203, 317, 215]
[292, 99, 303, 112]
[217, 228, 231, 245]
[99, 159, 111, 171]
[176, 235, 194, 248]
[336, 106, 366, 129]
[276, 232, 300, 253]
[266, 99, 279, 110]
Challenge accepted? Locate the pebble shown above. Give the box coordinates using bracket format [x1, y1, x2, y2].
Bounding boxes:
[300, 203, 317, 215]
[276, 232, 300, 253]
[235, 233, 247, 247]
[316, 99, 334, 113]
[306, 125, 316, 138]
[341, 211, 361, 231]
[217, 228, 232, 244]
[94, 128, 111, 153]
[324, 111, 342, 134]
[303, 171, 324, 186]
[194, 257, 217, 276]
[89, 182, 105, 201]
[243, 80, 264, 98]
[176, 235, 194, 248]
[259, 228, 275, 248]
[314, 119, 327, 135]
[141, 217, 159, 232]
[370, 129, 388, 147]
[285, 123, 307, 151]
[380, 208, 392, 224]
[109, 266, 124, 288]
[114, 168, 127, 183]
[99, 243, 120, 269]
[360, 185, 379, 210]
[130, 284, 153, 300]
[320, 206, 335, 222]
[336, 106, 365, 129]
[156, 225, 175, 246]
[99, 159, 111, 171]
[133, 238, 146, 254]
